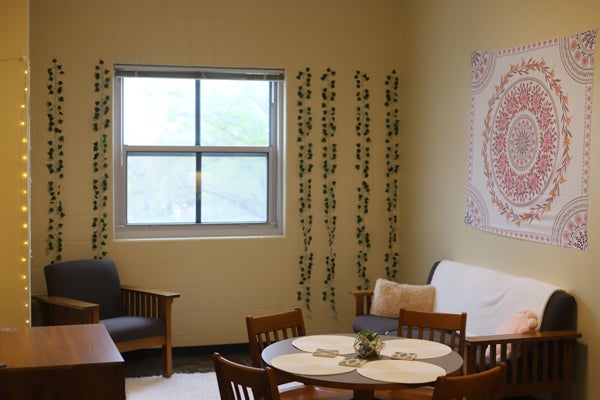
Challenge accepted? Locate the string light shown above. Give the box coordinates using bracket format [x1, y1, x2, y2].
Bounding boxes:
[4, 55, 34, 326]
[13, 54, 31, 327]
[0, 55, 34, 327]
[23, 61, 30, 326]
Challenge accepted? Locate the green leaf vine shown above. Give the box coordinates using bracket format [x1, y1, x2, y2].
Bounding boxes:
[320, 67, 337, 313]
[384, 70, 400, 280]
[296, 67, 315, 311]
[354, 71, 371, 290]
[46, 59, 65, 263]
[91, 59, 110, 258]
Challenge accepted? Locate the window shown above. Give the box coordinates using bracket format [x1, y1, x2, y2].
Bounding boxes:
[113, 65, 284, 239]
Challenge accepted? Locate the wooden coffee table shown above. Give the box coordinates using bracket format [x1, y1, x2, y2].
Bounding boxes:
[0, 324, 125, 399]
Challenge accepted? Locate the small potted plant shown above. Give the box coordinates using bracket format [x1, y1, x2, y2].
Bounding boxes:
[354, 330, 384, 359]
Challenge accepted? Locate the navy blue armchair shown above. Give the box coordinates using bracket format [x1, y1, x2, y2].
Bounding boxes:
[34, 259, 180, 377]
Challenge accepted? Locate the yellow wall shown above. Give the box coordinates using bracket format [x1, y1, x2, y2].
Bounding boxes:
[24, 0, 600, 397]
[399, 0, 600, 398]
[28, 0, 401, 344]
[0, 0, 30, 328]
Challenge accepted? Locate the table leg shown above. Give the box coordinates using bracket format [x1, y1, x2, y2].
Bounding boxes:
[352, 389, 376, 400]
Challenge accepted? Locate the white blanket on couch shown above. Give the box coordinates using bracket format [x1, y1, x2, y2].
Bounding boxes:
[430, 260, 559, 337]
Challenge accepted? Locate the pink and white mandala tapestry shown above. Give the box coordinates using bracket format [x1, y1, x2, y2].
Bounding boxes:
[466, 29, 597, 251]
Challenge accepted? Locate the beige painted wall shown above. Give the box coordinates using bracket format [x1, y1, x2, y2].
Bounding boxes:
[0, 0, 30, 328]
[25, 0, 600, 396]
[28, 0, 401, 344]
[399, 0, 600, 398]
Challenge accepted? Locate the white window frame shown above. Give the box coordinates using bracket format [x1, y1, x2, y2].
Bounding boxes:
[113, 65, 285, 240]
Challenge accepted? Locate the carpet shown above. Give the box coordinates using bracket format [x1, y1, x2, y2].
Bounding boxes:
[126, 372, 220, 400]
[125, 372, 303, 399]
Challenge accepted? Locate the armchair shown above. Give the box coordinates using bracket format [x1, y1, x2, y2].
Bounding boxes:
[33, 259, 180, 377]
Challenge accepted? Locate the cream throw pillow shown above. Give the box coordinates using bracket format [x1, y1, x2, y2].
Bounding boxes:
[369, 278, 436, 318]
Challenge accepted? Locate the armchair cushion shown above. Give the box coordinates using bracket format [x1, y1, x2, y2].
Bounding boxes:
[102, 316, 166, 343]
[44, 259, 123, 319]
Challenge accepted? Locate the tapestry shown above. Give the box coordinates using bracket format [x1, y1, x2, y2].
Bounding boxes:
[466, 29, 597, 251]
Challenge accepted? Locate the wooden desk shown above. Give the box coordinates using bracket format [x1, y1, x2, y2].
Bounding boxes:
[262, 335, 463, 400]
[0, 324, 125, 400]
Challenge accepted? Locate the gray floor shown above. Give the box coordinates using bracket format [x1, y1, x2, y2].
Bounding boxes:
[123, 343, 251, 377]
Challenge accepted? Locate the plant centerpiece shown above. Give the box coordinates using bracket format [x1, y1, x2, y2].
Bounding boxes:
[354, 330, 384, 359]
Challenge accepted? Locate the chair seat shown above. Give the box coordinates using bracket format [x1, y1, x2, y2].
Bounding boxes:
[101, 316, 166, 343]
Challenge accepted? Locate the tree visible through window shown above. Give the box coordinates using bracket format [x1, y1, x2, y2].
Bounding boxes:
[113, 66, 284, 239]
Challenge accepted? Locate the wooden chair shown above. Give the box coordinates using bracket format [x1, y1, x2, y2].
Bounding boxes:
[33, 259, 180, 377]
[213, 352, 281, 400]
[377, 309, 467, 399]
[432, 362, 506, 400]
[397, 308, 467, 360]
[246, 308, 352, 399]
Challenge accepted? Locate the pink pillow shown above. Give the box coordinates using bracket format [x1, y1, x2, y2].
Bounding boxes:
[369, 278, 435, 318]
[487, 309, 539, 361]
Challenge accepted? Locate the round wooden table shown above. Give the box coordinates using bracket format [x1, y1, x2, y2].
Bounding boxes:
[261, 335, 463, 400]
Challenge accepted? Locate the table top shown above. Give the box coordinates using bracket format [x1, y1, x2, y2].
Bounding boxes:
[261, 334, 463, 391]
[0, 324, 124, 370]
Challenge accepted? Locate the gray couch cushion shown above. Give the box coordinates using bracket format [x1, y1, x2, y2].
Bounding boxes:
[540, 290, 577, 331]
[353, 314, 398, 335]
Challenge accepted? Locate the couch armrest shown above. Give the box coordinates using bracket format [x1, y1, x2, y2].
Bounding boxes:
[351, 289, 373, 317]
[466, 330, 581, 398]
[32, 294, 100, 324]
[121, 285, 180, 322]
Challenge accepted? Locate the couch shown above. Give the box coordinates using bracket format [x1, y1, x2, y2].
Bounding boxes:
[351, 259, 581, 400]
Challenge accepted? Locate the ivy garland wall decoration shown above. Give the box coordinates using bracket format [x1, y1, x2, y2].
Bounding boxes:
[320, 67, 338, 313]
[354, 71, 371, 290]
[91, 59, 111, 258]
[384, 70, 400, 280]
[296, 68, 315, 311]
[46, 59, 65, 263]
[295, 68, 402, 314]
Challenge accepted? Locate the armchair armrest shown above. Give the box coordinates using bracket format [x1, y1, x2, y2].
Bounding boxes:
[351, 289, 374, 317]
[32, 294, 100, 324]
[121, 285, 180, 321]
[465, 330, 581, 398]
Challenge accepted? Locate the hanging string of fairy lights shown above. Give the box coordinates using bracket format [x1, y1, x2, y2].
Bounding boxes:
[1, 53, 31, 325]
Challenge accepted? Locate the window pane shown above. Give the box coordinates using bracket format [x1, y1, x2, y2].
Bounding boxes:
[201, 154, 267, 222]
[123, 78, 196, 146]
[127, 154, 196, 223]
[200, 80, 270, 146]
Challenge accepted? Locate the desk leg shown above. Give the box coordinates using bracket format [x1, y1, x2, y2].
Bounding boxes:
[353, 389, 376, 400]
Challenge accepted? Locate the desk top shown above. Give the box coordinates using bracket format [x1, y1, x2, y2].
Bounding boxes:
[0, 324, 124, 370]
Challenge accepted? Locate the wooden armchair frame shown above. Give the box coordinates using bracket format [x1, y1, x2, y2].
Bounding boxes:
[465, 330, 581, 400]
[351, 290, 581, 399]
[34, 285, 179, 377]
